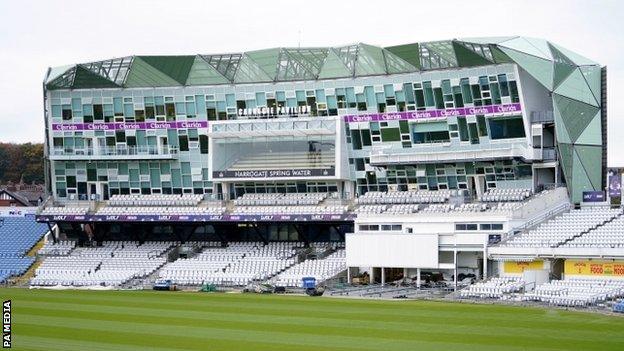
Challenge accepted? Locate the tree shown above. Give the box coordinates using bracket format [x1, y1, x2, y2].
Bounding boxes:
[0, 142, 44, 184]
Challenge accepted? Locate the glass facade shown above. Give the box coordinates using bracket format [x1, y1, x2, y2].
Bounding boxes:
[44, 37, 605, 203]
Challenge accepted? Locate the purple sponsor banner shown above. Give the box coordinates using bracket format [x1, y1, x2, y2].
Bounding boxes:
[582, 191, 605, 203]
[214, 168, 335, 179]
[36, 213, 356, 223]
[51, 120, 209, 132]
[608, 170, 622, 198]
[343, 103, 522, 123]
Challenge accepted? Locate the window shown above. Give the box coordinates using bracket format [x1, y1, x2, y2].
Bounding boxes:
[135, 110, 145, 122]
[361, 129, 372, 147]
[509, 81, 519, 102]
[455, 223, 478, 231]
[62, 105, 72, 120]
[154, 103, 165, 116]
[351, 130, 362, 150]
[468, 123, 479, 144]
[94, 104, 103, 120]
[355, 158, 365, 171]
[457, 117, 469, 142]
[488, 116, 526, 139]
[165, 103, 176, 120]
[145, 106, 155, 119]
[477, 115, 488, 137]
[178, 135, 189, 152]
[498, 74, 510, 97]
[413, 131, 450, 144]
[381, 128, 401, 142]
[199, 135, 208, 154]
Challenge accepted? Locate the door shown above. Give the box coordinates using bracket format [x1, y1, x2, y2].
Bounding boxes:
[156, 136, 168, 155]
[88, 183, 98, 201]
[96, 138, 106, 155]
[86, 138, 93, 155]
[101, 183, 109, 201]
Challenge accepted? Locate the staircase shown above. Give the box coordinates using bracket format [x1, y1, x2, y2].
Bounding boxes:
[26, 236, 46, 257]
[495, 202, 571, 246]
[120, 246, 179, 289]
[11, 257, 44, 287]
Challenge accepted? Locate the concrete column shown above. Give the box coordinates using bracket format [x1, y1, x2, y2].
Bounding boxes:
[403, 267, 408, 280]
[381, 267, 385, 286]
[483, 245, 488, 279]
[416, 268, 421, 288]
[344, 180, 356, 199]
[454, 250, 458, 291]
[221, 182, 230, 200]
[347, 267, 352, 284]
[369, 267, 375, 285]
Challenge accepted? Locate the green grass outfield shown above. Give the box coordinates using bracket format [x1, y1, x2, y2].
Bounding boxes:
[2, 288, 623, 351]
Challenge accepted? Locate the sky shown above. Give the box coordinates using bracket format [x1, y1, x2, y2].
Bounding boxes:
[0, 0, 623, 163]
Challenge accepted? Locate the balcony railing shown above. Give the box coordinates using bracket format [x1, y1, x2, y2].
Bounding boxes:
[530, 111, 554, 124]
[369, 141, 534, 165]
[541, 147, 557, 161]
[49, 145, 179, 160]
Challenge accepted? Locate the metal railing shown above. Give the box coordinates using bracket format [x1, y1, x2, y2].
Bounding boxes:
[530, 111, 554, 123]
[370, 141, 531, 164]
[541, 147, 557, 161]
[500, 201, 571, 243]
[51, 145, 178, 157]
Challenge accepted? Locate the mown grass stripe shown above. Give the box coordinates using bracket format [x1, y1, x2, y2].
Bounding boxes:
[2, 288, 623, 351]
[15, 303, 622, 344]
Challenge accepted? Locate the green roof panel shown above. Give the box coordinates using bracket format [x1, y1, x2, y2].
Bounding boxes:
[384, 43, 420, 69]
[138, 56, 195, 85]
[579, 65, 602, 106]
[318, 48, 352, 79]
[276, 48, 329, 81]
[558, 142, 574, 188]
[201, 54, 242, 82]
[500, 47, 553, 90]
[554, 67, 600, 107]
[459, 36, 519, 45]
[72, 65, 119, 89]
[233, 54, 273, 83]
[43, 37, 602, 91]
[549, 42, 598, 66]
[47, 66, 77, 89]
[383, 49, 417, 74]
[574, 111, 602, 146]
[553, 93, 600, 143]
[571, 148, 595, 202]
[125, 57, 181, 87]
[246, 48, 281, 80]
[553, 100, 572, 144]
[80, 57, 133, 86]
[355, 44, 387, 76]
[419, 41, 457, 69]
[549, 43, 577, 88]
[489, 45, 513, 63]
[574, 144, 603, 189]
[46, 65, 74, 84]
[452, 41, 493, 66]
[335, 45, 359, 76]
[500, 37, 552, 60]
[186, 55, 230, 85]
